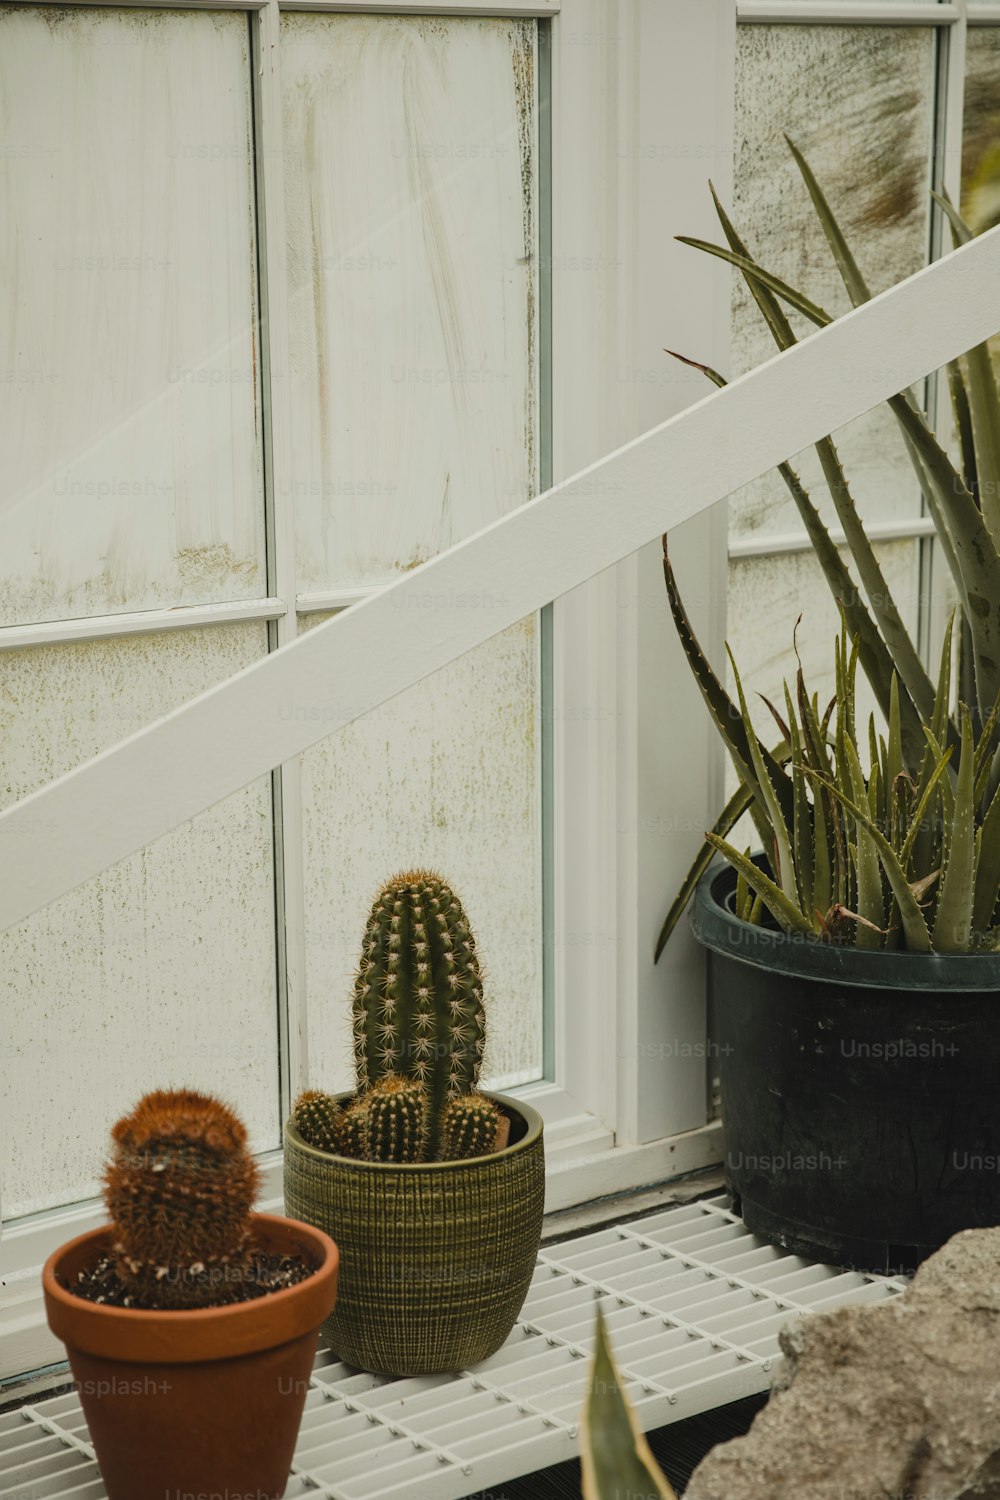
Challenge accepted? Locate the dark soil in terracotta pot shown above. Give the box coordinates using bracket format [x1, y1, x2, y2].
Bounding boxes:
[68, 1249, 316, 1308]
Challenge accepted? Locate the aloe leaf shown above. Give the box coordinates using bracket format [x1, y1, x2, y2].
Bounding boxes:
[973, 774, 1000, 937]
[843, 737, 884, 947]
[933, 192, 1000, 549]
[784, 136, 873, 306]
[933, 710, 977, 952]
[784, 138, 966, 602]
[801, 768, 934, 951]
[705, 834, 815, 935]
[785, 684, 814, 917]
[947, 357, 979, 505]
[812, 764, 833, 921]
[667, 345, 924, 760]
[678, 229, 1000, 726]
[581, 1308, 678, 1500]
[729, 647, 799, 906]
[813, 436, 936, 726]
[674, 236, 832, 326]
[654, 771, 787, 963]
[662, 543, 794, 831]
[974, 688, 1000, 803]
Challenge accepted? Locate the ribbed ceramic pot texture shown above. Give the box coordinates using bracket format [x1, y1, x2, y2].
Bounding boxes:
[43, 1213, 339, 1500]
[283, 1092, 545, 1375]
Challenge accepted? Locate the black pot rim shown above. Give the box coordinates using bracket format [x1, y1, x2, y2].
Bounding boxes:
[692, 860, 1000, 992]
[284, 1090, 543, 1170]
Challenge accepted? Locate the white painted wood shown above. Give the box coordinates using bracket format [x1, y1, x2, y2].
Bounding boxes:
[24, 0, 266, 8]
[253, 0, 311, 1105]
[0, 625, 280, 1221]
[0, 7, 267, 625]
[281, 0, 558, 12]
[967, 3, 1000, 18]
[280, 11, 539, 592]
[0, 598, 285, 652]
[297, 588, 379, 613]
[1, 227, 999, 936]
[609, 1, 734, 1148]
[730, 515, 937, 557]
[738, 2, 958, 21]
[546, 0, 733, 1149]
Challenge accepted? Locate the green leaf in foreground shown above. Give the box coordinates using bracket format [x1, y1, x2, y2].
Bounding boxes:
[581, 1307, 677, 1500]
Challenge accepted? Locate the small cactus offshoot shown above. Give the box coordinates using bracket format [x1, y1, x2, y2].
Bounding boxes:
[367, 1077, 429, 1164]
[441, 1094, 502, 1160]
[292, 1090, 341, 1154]
[103, 1089, 259, 1310]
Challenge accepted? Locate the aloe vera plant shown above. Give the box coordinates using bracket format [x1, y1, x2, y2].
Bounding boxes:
[656, 137, 1000, 959]
[661, 573, 1000, 954]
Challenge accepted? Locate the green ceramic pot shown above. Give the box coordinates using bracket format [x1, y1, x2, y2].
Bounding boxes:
[283, 1091, 545, 1376]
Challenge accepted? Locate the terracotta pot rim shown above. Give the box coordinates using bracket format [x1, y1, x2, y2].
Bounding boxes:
[43, 1212, 338, 1364]
[284, 1088, 543, 1171]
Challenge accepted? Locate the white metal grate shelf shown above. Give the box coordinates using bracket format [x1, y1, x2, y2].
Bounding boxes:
[0, 1195, 906, 1499]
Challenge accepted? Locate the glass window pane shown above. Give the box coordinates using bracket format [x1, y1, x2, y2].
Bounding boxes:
[281, 13, 538, 591]
[3, 625, 279, 1220]
[728, 25, 935, 543]
[297, 613, 543, 1095]
[962, 29, 1000, 235]
[0, 6, 266, 626]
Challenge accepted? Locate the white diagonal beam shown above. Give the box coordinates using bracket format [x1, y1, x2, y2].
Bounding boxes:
[2, 228, 1000, 934]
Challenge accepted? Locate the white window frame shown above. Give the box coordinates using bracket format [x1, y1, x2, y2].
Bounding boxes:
[9, 0, 990, 1382]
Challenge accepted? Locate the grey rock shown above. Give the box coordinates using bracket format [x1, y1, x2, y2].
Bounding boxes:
[684, 1228, 1000, 1500]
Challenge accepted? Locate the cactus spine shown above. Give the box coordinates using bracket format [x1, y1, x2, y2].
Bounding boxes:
[102, 1090, 259, 1310]
[352, 870, 486, 1158]
[292, 1090, 341, 1154]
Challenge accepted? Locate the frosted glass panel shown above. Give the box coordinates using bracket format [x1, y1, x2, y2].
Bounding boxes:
[2, 625, 278, 1219]
[281, 13, 538, 590]
[0, 6, 265, 625]
[298, 613, 543, 1095]
[728, 25, 935, 543]
[963, 30, 1000, 235]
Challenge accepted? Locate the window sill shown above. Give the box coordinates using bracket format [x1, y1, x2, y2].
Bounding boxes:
[1, 1191, 907, 1498]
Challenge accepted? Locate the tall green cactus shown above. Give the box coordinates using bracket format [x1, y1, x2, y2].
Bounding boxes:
[352, 870, 488, 1157]
[292, 871, 503, 1163]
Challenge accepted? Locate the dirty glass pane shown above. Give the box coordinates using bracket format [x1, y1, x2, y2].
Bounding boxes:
[963, 30, 1000, 237]
[728, 25, 935, 543]
[0, 6, 265, 626]
[281, 13, 539, 591]
[2, 625, 279, 1219]
[296, 613, 544, 1095]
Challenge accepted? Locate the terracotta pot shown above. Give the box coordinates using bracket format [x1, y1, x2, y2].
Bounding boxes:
[43, 1212, 338, 1500]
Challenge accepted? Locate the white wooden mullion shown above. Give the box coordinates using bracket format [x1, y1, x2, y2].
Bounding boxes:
[253, 0, 311, 1102]
[279, 1, 558, 12]
[1, 226, 998, 936]
[0, 599, 286, 652]
[738, 2, 958, 21]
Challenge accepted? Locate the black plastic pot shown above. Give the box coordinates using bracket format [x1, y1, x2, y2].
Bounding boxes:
[692, 862, 1000, 1273]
